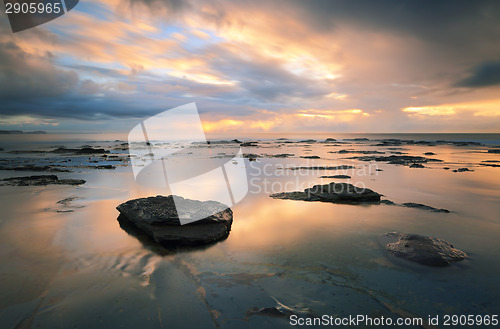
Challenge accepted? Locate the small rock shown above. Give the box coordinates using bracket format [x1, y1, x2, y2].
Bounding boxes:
[453, 168, 473, 172]
[401, 202, 449, 213]
[300, 155, 320, 159]
[289, 165, 355, 171]
[272, 154, 294, 158]
[0, 175, 85, 186]
[240, 142, 259, 147]
[320, 175, 351, 179]
[382, 232, 467, 266]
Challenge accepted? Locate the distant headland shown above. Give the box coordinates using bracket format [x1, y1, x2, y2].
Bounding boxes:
[0, 130, 47, 134]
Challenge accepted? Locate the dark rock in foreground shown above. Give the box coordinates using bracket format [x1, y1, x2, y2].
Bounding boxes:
[116, 195, 233, 245]
[488, 149, 500, 153]
[0, 175, 85, 186]
[382, 232, 467, 266]
[270, 182, 381, 203]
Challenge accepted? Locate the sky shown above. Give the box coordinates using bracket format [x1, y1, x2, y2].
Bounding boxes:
[0, 0, 500, 134]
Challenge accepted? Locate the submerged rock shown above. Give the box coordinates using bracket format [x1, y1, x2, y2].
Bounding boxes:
[382, 232, 467, 266]
[0, 164, 71, 172]
[116, 195, 233, 245]
[337, 149, 384, 154]
[401, 202, 450, 213]
[272, 153, 294, 158]
[300, 155, 320, 159]
[0, 175, 85, 186]
[350, 155, 442, 166]
[240, 141, 259, 147]
[380, 200, 451, 213]
[52, 147, 109, 154]
[270, 182, 381, 203]
[320, 175, 351, 179]
[480, 163, 500, 168]
[288, 165, 356, 171]
[453, 168, 473, 172]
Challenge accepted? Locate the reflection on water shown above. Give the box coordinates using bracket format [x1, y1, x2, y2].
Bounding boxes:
[0, 135, 499, 328]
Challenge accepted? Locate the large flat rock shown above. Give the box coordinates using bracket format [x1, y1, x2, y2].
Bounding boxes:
[116, 195, 233, 246]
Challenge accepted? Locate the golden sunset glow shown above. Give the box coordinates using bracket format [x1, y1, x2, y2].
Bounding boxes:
[403, 100, 500, 118]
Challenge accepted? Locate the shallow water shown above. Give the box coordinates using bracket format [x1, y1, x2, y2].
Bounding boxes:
[0, 134, 499, 328]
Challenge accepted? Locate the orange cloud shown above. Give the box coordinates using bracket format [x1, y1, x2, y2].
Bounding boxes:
[403, 100, 500, 117]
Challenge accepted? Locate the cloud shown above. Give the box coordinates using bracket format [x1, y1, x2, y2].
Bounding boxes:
[1, 0, 500, 132]
[455, 60, 500, 87]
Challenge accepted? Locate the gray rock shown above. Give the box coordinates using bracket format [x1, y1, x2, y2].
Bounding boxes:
[270, 182, 381, 203]
[116, 195, 233, 245]
[382, 232, 467, 266]
[0, 175, 85, 186]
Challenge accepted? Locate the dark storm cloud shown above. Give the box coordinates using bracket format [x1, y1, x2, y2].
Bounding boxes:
[288, 0, 500, 45]
[455, 60, 500, 87]
[131, 0, 500, 51]
[0, 41, 79, 99]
